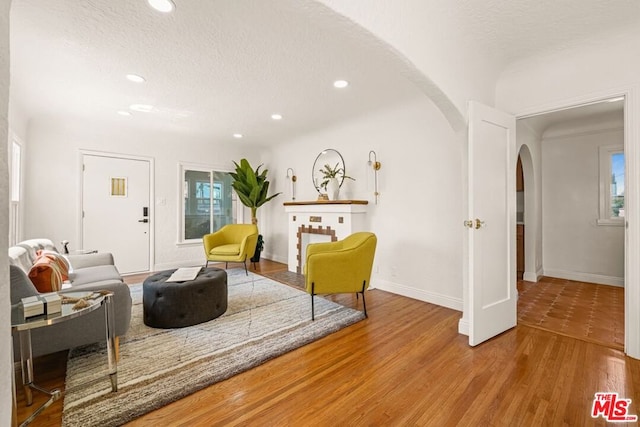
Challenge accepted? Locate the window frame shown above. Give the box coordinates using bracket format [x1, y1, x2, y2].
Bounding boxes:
[9, 134, 23, 245]
[597, 145, 625, 226]
[178, 162, 243, 245]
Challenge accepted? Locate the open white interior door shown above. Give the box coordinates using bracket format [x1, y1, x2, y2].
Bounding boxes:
[467, 101, 517, 346]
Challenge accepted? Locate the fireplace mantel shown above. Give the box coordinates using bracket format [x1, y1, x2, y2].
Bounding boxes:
[283, 200, 368, 206]
[284, 200, 369, 273]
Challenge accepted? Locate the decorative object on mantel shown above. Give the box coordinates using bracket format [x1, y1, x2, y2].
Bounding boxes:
[230, 158, 281, 224]
[368, 150, 382, 204]
[312, 149, 354, 201]
[286, 168, 297, 200]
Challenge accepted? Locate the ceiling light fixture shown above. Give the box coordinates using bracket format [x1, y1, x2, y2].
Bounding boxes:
[126, 74, 146, 83]
[271, 114, 283, 120]
[233, 133, 243, 139]
[129, 104, 154, 112]
[333, 80, 349, 88]
[147, 0, 175, 13]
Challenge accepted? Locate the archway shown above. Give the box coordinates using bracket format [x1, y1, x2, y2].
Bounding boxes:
[517, 143, 539, 282]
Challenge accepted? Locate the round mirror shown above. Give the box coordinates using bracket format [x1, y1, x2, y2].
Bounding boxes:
[312, 149, 346, 193]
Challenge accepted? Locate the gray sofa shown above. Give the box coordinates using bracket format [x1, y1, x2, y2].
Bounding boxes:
[9, 239, 132, 358]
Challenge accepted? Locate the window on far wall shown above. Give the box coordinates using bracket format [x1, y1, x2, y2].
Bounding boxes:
[598, 145, 625, 226]
[9, 138, 22, 245]
[180, 165, 239, 242]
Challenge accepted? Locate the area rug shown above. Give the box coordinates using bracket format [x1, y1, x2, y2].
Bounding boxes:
[61, 270, 365, 427]
[517, 277, 624, 350]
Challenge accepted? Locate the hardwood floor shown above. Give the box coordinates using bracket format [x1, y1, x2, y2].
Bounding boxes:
[518, 277, 625, 350]
[15, 261, 640, 426]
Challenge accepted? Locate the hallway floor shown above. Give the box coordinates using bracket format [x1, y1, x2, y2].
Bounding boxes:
[518, 277, 624, 350]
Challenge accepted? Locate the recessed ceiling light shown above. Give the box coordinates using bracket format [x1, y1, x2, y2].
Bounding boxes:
[233, 133, 243, 139]
[271, 114, 282, 120]
[333, 80, 349, 88]
[130, 104, 154, 112]
[126, 74, 146, 83]
[148, 0, 175, 13]
[117, 111, 132, 116]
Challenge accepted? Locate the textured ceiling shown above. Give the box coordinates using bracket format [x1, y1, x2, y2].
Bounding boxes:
[454, 0, 640, 66]
[9, 0, 640, 145]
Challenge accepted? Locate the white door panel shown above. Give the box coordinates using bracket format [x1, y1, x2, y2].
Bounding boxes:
[468, 101, 517, 346]
[82, 155, 151, 274]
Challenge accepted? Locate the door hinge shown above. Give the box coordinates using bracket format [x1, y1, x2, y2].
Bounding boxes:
[83, 164, 85, 172]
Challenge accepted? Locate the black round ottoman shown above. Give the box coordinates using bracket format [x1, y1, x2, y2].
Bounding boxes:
[143, 268, 227, 328]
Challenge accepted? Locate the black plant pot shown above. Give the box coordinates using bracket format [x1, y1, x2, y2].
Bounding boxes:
[251, 234, 264, 263]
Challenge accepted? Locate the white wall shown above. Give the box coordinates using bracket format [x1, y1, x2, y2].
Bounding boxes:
[541, 121, 625, 285]
[261, 95, 465, 310]
[1, 0, 12, 423]
[23, 117, 259, 271]
[497, 28, 640, 115]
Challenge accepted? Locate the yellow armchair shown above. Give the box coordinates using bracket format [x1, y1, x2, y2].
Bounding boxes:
[203, 224, 259, 275]
[304, 232, 377, 320]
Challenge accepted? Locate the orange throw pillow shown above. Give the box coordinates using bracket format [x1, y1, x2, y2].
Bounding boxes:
[28, 250, 70, 293]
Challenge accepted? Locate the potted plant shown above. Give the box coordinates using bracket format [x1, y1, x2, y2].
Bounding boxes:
[318, 163, 354, 200]
[230, 158, 281, 225]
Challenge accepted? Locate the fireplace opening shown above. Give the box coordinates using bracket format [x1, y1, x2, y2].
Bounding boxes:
[296, 225, 337, 273]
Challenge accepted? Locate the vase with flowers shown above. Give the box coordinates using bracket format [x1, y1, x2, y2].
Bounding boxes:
[318, 163, 354, 200]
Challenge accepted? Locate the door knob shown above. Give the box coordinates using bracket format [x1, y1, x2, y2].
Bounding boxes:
[138, 219, 149, 223]
[464, 219, 485, 229]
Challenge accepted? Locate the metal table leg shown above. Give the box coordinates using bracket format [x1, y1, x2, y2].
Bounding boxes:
[104, 292, 118, 392]
[17, 329, 62, 426]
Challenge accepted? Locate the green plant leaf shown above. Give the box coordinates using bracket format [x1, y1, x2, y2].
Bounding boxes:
[230, 158, 281, 220]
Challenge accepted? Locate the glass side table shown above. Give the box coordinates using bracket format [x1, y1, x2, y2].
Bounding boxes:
[11, 291, 117, 427]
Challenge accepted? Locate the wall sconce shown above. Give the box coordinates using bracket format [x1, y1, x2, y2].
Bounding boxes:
[368, 151, 381, 204]
[286, 168, 297, 200]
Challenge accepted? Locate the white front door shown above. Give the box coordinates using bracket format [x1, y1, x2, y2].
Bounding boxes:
[467, 101, 517, 346]
[82, 154, 151, 274]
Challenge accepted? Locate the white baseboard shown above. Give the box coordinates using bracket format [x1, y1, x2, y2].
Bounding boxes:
[372, 277, 463, 312]
[458, 318, 469, 336]
[543, 268, 624, 287]
[523, 271, 539, 282]
[261, 252, 287, 265]
[153, 259, 205, 272]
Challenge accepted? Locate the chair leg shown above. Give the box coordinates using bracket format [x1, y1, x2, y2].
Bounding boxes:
[311, 282, 315, 321]
[243, 260, 248, 276]
[361, 280, 368, 318]
[225, 262, 228, 269]
[205, 260, 209, 268]
[361, 292, 367, 318]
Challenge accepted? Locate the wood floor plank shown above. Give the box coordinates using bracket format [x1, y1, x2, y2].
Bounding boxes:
[14, 260, 640, 426]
